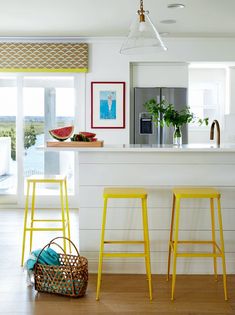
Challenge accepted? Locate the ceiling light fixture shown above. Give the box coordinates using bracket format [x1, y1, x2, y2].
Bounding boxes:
[120, 0, 167, 54]
[167, 3, 185, 9]
[159, 32, 170, 36]
[160, 19, 177, 24]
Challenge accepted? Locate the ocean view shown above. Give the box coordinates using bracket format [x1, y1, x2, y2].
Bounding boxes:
[0, 116, 73, 193]
[24, 133, 44, 176]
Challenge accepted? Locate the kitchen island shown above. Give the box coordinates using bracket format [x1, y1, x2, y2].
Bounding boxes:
[48, 144, 235, 274]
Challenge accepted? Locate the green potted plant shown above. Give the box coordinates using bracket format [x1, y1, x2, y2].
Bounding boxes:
[144, 99, 209, 145]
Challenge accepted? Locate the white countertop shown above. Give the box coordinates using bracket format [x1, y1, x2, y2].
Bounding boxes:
[43, 143, 235, 152]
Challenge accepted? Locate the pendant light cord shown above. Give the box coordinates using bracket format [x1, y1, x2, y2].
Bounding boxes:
[138, 0, 145, 22]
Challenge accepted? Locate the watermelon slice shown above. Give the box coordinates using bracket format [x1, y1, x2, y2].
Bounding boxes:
[49, 126, 74, 141]
[80, 131, 96, 138]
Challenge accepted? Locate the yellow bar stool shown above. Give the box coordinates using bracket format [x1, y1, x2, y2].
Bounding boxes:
[96, 188, 152, 301]
[167, 187, 227, 300]
[21, 175, 71, 266]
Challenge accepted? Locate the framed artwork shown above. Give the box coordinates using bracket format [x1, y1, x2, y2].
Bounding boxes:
[91, 81, 125, 129]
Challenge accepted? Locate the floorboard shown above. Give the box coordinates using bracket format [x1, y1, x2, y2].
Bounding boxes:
[0, 209, 234, 314]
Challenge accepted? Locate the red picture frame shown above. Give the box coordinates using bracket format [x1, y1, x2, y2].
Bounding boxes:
[91, 81, 125, 129]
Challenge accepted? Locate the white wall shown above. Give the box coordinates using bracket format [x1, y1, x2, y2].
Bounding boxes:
[224, 67, 235, 142]
[132, 62, 188, 88]
[85, 41, 130, 144]
[85, 37, 235, 145]
[229, 67, 235, 114]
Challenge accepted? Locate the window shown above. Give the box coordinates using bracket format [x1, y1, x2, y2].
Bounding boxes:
[23, 77, 75, 195]
[188, 67, 226, 128]
[0, 73, 85, 205]
[0, 77, 17, 195]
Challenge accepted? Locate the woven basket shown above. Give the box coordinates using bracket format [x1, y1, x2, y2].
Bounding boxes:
[34, 237, 88, 297]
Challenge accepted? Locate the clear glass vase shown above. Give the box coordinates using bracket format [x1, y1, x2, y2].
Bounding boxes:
[173, 125, 182, 146]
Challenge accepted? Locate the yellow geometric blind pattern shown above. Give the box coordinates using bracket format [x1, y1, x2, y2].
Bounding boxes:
[0, 43, 88, 72]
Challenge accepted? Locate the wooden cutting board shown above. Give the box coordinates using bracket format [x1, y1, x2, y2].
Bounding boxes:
[47, 140, 104, 147]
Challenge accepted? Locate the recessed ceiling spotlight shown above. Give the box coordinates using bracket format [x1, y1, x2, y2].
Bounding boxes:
[159, 32, 170, 36]
[160, 19, 176, 24]
[167, 3, 185, 9]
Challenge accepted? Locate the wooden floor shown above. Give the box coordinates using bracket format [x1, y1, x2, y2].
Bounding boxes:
[0, 209, 235, 314]
[0, 273, 235, 315]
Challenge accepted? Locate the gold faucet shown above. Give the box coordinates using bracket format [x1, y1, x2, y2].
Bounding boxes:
[210, 120, 220, 146]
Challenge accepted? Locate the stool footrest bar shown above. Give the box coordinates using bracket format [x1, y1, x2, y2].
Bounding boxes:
[103, 252, 146, 258]
[25, 227, 64, 231]
[170, 240, 223, 254]
[104, 240, 145, 244]
[176, 252, 222, 258]
[172, 240, 216, 244]
[32, 219, 64, 222]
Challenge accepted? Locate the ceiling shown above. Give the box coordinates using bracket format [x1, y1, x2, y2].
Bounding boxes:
[1, 0, 235, 38]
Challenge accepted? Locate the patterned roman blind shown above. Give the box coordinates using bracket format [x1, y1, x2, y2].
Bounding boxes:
[0, 42, 88, 72]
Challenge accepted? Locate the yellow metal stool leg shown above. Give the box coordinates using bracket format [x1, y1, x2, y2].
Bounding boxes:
[217, 196, 228, 301]
[60, 181, 66, 253]
[64, 179, 72, 253]
[21, 180, 30, 266]
[171, 197, 181, 301]
[96, 197, 108, 301]
[142, 197, 152, 300]
[167, 194, 176, 281]
[29, 182, 36, 252]
[141, 198, 149, 280]
[210, 198, 218, 281]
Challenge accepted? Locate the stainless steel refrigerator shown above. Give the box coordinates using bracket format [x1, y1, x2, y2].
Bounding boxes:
[131, 87, 188, 145]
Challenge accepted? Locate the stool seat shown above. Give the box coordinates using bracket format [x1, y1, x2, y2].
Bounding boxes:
[173, 187, 220, 198]
[27, 174, 66, 183]
[103, 187, 147, 198]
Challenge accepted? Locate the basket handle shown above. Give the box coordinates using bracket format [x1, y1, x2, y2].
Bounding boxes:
[48, 237, 80, 257]
[35, 237, 80, 265]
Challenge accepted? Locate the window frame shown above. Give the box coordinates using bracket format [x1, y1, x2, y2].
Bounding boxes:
[0, 72, 85, 208]
[188, 67, 226, 131]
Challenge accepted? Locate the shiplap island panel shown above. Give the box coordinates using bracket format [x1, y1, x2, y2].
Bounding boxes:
[47, 144, 235, 274]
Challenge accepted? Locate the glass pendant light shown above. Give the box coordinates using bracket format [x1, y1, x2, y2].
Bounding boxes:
[120, 0, 167, 54]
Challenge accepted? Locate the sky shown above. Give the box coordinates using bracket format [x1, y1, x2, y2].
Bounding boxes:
[0, 87, 74, 117]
